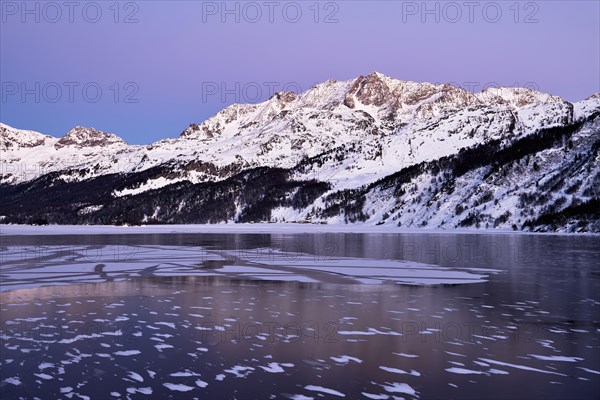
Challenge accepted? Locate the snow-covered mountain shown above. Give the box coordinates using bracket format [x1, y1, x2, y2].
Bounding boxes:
[1, 73, 598, 231]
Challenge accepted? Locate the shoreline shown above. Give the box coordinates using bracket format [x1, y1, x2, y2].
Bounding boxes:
[1, 223, 598, 236]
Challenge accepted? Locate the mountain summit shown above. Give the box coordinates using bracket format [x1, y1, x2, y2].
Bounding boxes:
[56, 126, 127, 148]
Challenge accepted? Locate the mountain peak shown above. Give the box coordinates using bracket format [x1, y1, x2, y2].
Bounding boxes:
[586, 92, 600, 100]
[56, 126, 126, 148]
[363, 71, 389, 81]
[342, 73, 476, 121]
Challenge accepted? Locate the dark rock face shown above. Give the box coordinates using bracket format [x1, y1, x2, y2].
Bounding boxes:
[181, 123, 215, 139]
[343, 74, 478, 122]
[275, 91, 298, 104]
[344, 73, 393, 109]
[353, 73, 393, 107]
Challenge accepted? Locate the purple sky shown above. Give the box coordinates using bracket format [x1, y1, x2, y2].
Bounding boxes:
[1, 1, 599, 144]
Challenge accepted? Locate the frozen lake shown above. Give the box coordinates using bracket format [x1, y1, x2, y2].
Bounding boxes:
[1, 229, 599, 399]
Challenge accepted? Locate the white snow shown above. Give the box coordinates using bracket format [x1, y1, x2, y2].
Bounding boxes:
[170, 371, 199, 377]
[195, 379, 209, 388]
[33, 373, 53, 380]
[154, 344, 174, 352]
[126, 371, 144, 382]
[259, 362, 294, 373]
[113, 350, 141, 356]
[162, 383, 195, 392]
[305, 385, 346, 397]
[361, 393, 389, 400]
[528, 354, 583, 362]
[478, 358, 567, 376]
[126, 387, 152, 395]
[393, 353, 419, 358]
[379, 366, 420, 376]
[445, 367, 486, 375]
[155, 322, 176, 329]
[577, 367, 600, 375]
[331, 355, 363, 364]
[337, 328, 401, 336]
[380, 382, 416, 396]
[224, 365, 255, 378]
[3, 377, 21, 385]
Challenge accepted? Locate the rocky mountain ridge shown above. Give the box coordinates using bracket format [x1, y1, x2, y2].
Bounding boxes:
[1, 72, 598, 231]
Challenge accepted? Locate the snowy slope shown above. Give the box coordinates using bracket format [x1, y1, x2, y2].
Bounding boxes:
[1, 73, 598, 231]
[1, 73, 579, 189]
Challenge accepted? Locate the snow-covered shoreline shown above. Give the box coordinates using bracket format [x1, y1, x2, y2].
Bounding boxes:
[1, 223, 597, 236]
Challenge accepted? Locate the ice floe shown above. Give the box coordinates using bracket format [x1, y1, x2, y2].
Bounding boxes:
[305, 385, 346, 397]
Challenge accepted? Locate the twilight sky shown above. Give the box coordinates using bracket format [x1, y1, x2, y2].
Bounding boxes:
[1, 1, 598, 144]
